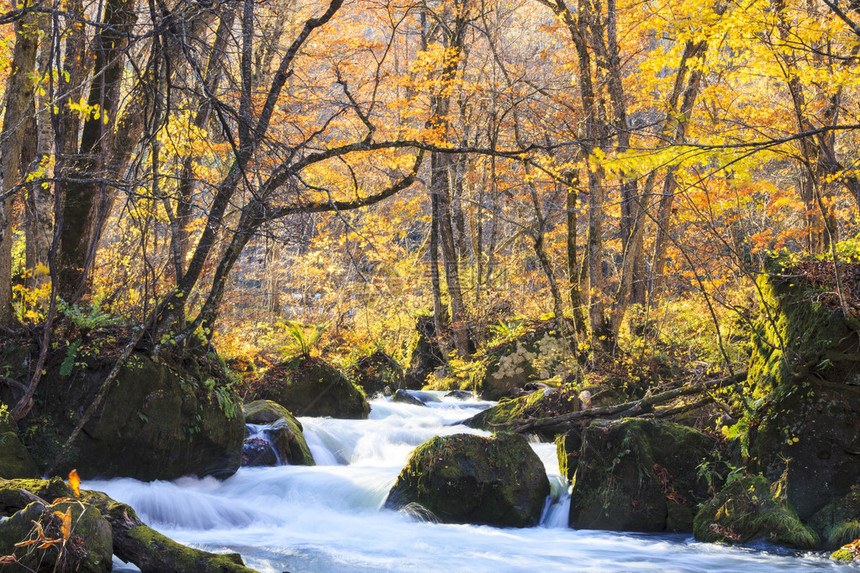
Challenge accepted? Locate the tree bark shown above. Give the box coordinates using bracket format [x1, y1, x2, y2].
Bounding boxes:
[56, 0, 138, 303]
[0, 8, 39, 326]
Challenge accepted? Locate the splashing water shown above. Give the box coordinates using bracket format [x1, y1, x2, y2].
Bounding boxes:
[86, 393, 850, 572]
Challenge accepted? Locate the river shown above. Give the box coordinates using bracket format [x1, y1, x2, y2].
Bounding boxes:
[85, 393, 852, 572]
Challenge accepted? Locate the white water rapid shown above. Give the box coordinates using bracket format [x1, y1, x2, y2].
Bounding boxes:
[86, 393, 851, 572]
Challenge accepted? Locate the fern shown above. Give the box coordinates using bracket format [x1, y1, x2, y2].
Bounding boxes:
[59, 341, 82, 377]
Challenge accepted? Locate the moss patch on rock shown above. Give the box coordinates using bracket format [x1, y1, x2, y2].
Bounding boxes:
[743, 268, 860, 519]
[384, 432, 550, 527]
[693, 474, 819, 549]
[831, 540, 860, 563]
[0, 408, 39, 479]
[808, 486, 860, 549]
[246, 355, 370, 419]
[473, 323, 567, 400]
[570, 418, 717, 533]
[3, 339, 245, 481]
[243, 400, 314, 466]
[0, 499, 113, 572]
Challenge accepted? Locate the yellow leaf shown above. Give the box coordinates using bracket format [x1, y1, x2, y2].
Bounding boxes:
[53, 508, 72, 540]
[68, 469, 80, 497]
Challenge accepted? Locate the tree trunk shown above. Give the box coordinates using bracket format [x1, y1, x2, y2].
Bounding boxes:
[0, 9, 39, 326]
[433, 151, 471, 355]
[57, 0, 138, 303]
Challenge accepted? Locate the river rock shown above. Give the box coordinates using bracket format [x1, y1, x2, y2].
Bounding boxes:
[248, 356, 370, 419]
[0, 499, 113, 572]
[391, 389, 426, 406]
[350, 350, 405, 396]
[807, 485, 860, 549]
[570, 418, 716, 533]
[384, 432, 549, 527]
[242, 437, 277, 466]
[745, 267, 860, 519]
[693, 474, 818, 549]
[3, 342, 245, 481]
[0, 409, 39, 479]
[243, 400, 315, 465]
[445, 390, 473, 400]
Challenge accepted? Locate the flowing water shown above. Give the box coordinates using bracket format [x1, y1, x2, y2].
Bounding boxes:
[86, 393, 852, 572]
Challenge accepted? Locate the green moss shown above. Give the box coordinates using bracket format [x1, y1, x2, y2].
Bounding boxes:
[250, 356, 370, 419]
[809, 486, 860, 549]
[570, 418, 717, 533]
[693, 474, 819, 549]
[465, 389, 548, 431]
[742, 269, 860, 519]
[243, 400, 315, 466]
[0, 499, 112, 572]
[384, 433, 550, 527]
[831, 541, 860, 563]
[124, 525, 249, 572]
[0, 409, 39, 479]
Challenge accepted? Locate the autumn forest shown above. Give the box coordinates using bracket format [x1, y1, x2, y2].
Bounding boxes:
[0, 0, 859, 569]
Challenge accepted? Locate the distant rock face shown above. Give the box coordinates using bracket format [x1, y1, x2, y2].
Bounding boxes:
[570, 418, 717, 533]
[473, 323, 566, 400]
[693, 475, 819, 549]
[5, 344, 245, 482]
[350, 351, 405, 396]
[384, 433, 550, 528]
[248, 356, 370, 419]
[745, 270, 860, 519]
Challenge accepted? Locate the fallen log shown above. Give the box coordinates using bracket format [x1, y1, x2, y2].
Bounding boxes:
[0, 478, 256, 573]
[510, 371, 747, 433]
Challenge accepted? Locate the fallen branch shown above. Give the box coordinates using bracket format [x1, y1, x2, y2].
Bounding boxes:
[511, 371, 747, 433]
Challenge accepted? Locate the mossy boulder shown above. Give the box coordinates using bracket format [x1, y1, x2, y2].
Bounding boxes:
[693, 474, 819, 549]
[248, 356, 370, 419]
[745, 269, 860, 519]
[384, 432, 550, 527]
[570, 418, 717, 533]
[0, 499, 113, 572]
[350, 350, 405, 395]
[0, 478, 254, 572]
[474, 323, 566, 400]
[0, 409, 39, 479]
[242, 400, 314, 466]
[831, 540, 860, 563]
[464, 389, 554, 432]
[405, 314, 446, 388]
[808, 485, 860, 549]
[4, 341, 245, 481]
